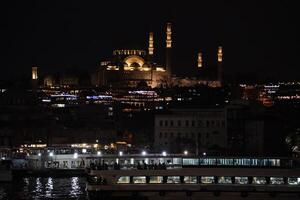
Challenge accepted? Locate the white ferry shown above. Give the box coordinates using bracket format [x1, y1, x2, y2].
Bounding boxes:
[86, 154, 300, 200]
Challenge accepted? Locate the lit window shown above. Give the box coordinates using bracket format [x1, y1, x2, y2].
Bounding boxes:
[218, 176, 232, 184]
[288, 177, 300, 185]
[270, 177, 284, 185]
[149, 176, 163, 184]
[167, 176, 181, 184]
[253, 177, 267, 185]
[201, 176, 215, 184]
[117, 176, 130, 184]
[184, 176, 197, 184]
[235, 177, 248, 184]
[133, 176, 146, 184]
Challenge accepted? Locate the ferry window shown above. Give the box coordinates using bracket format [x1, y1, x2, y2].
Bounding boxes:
[183, 158, 199, 165]
[172, 158, 182, 165]
[149, 176, 163, 184]
[235, 177, 248, 184]
[167, 176, 181, 184]
[251, 159, 258, 166]
[133, 176, 146, 184]
[270, 177, 284, 185]
[117, 176, 130, 184]
[253, 177, 267, 185]
[217, 158, 233, 166]
[184, 176, 197, 184]
[269, 159, 280, 167]
[218, 176, 232, 184]
[201, 176, 215, 184]
[200, 158, 216, 165]
[288, 177, 300, 185]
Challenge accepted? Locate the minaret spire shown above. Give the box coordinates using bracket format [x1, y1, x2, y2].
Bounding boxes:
[198, 52, 203, 68]
[166, 23, 172, 77]
[217, 46, 223, 86]
[148, 32, 154, 56]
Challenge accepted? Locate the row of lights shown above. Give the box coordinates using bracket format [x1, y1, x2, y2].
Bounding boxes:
[39, 150, 206, 158]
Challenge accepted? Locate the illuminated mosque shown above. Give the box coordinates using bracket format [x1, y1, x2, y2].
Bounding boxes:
[91, 23, 223, 88]
[35, 23, 223, 89]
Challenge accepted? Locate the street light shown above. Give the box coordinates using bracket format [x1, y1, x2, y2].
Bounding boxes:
[49, 152, 54, 157]
[162, 151, 167, 157]
[203, 152, 206, 156]
[184, 150, 188, 155]
[73, 152, 78, 159]
[142, 151, 147, 156]
[38, 153, 41, 157]
[97, 151, 101, 156]
[82, 149, 87, 153]
[119, 151, 123, 156]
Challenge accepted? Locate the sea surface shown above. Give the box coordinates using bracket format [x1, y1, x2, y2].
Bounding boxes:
[0, 177, 87, 200]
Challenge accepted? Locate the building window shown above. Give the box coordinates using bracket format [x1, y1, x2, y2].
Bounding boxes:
[270, 177, 284, 185]
[159, 132, 162, 138]
[170, 132, 174, 137]
[222, 121, 225, 127]
[178, 120, 181, 127]
[164, 132, 168, 138]
[191, 132, 195, 139]
[201, 176, 215, 184]
[159, 120, 163, 126]
[206, 121, 210, 127]
[235, 177, 248, 184]
[191, 120, 195, 127]
[165, 120, 168, 126]
[185, 120, 189, 127]
[198, 120, 202, 127]
[177, 132, 181, 138]
[170, 120, 174, 126]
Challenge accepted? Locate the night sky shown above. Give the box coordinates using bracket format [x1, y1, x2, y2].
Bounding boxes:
[1, 1, 299, 81]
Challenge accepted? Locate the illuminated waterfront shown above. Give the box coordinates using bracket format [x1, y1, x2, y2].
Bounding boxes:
[0, 177, 87, 200]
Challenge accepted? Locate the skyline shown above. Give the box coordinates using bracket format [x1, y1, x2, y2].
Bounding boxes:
[1, 1, 298, 81]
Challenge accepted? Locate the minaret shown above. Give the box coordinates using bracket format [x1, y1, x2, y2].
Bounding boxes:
[217, 46, 223, 86]
[166, 23, 172, 77]
[148, 32, 154, 56]
[31, 66, 38, 92]
[32, 66, 38, 80]
[198, 52, 203, 68]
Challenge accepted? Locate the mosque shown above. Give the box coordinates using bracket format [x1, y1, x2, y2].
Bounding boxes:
[34, 23, 223, 89]
[91, 22, 223, 88]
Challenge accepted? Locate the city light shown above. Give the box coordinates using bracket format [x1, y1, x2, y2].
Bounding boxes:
[73, 152, 78, 159]
[97, 151, 101, 156]
[184, 150, 188, 155]
[203, 152, 207, 156]
[142, 151, 147, 156]
[38, 153, 41, 157]
[82, 149, 87, 153]
[49, 152, 54, 157]
[162, 151, 167, 157]
[119, 151, 123, 156]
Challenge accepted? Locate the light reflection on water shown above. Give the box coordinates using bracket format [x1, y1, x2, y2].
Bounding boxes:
[0, 176, 87, 199]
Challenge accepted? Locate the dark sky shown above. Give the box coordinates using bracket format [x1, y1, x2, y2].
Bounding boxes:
[1, 0, 299, 81]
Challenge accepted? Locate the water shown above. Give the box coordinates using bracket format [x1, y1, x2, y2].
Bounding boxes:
[0, 177, 87, 200]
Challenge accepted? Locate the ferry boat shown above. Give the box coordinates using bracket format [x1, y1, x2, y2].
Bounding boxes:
[86, 154, 300, 200]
